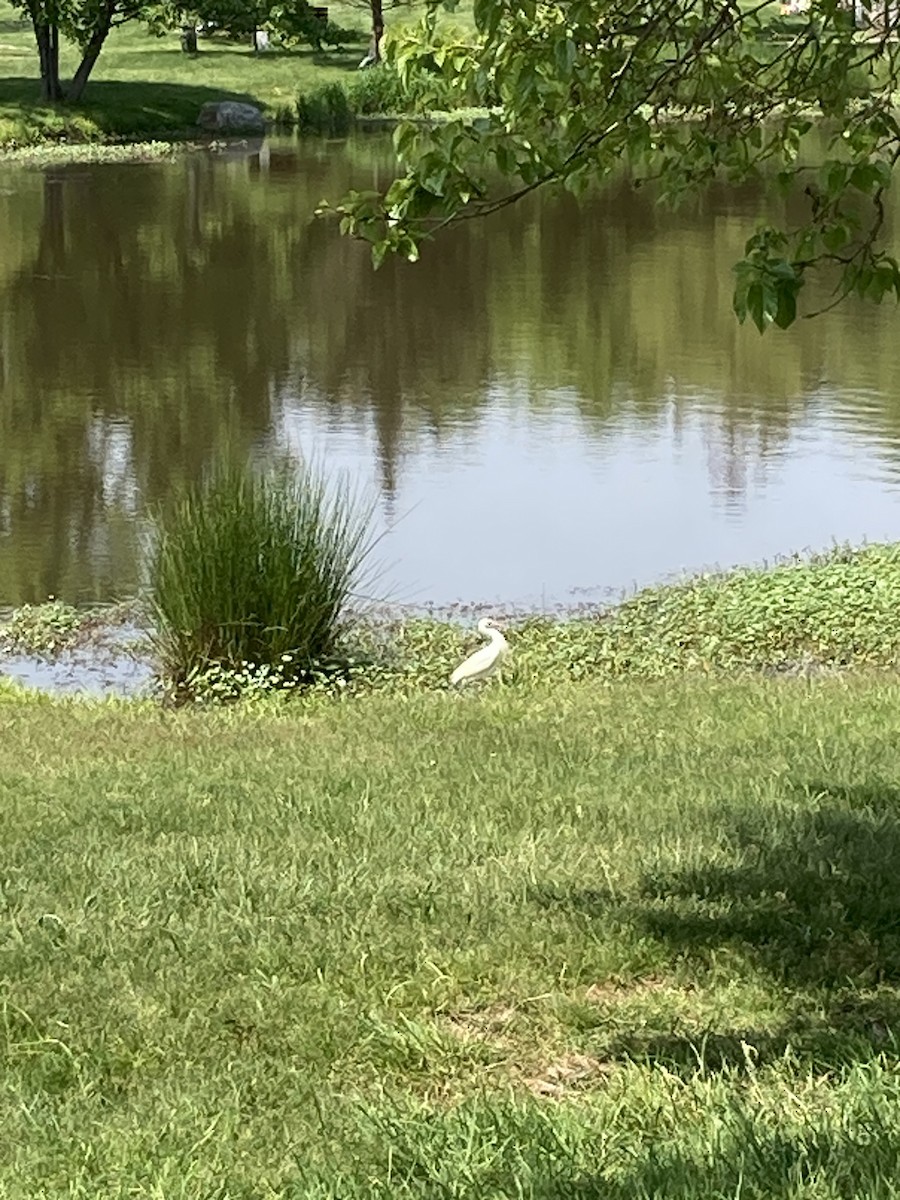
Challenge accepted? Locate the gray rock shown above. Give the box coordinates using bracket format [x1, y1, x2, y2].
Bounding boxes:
[197, 101, 266, 134]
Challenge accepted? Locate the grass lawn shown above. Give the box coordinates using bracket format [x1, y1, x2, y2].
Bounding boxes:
[0, 0, 374, 146]
[4, 668, 900, 1196]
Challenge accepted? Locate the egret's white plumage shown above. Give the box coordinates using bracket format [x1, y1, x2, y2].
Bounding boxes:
[450, 618, 509, 687]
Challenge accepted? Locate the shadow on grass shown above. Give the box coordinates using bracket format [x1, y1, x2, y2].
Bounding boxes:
[527, 1139, 900, 1199]
[0, 76, 272, 134]
[533, 780, 900, 1073]
[639, 781, 900, 985]
[529, 1132, 900, 1199]
[135, 43, 367, 72]
[599, 993, 900, 1077]
[347, 1096, 900, 1199]
[213, 46, 366, 65]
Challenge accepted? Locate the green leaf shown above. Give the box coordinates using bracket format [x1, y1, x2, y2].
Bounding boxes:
[472, 0, 498, 33]
[494, 141, 515, 174]
[331, 0, 900, 331]
[822, 223, 850, 254]
[393, 122, 419, 160]
[732, 277, 749, 322]
[554, 36, 576, 79]
[823, 160, 849, 196]
[563, 168, 590, 198]
[850, 159, 893, 193]
[773, 284, 798, 329]
[746, 281, 767, 333]
[356, 222, 383, 245]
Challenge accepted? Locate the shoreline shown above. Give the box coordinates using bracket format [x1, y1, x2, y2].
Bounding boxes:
[0, 85, 886, 162]
[0, 137, 189, 165]
[0, 111, 484, 164]
[1, 540, 898, 700]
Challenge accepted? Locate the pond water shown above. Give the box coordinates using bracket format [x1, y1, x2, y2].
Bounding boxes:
[1, 133, 900, 610]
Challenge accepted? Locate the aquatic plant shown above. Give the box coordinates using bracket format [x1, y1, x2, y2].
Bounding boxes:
[0, 599, 85, 657]
[329, 542, 900, 697]
[295, 61, 462, 133]
[295, 82, 354, 135]
[0, 140, 179, 166]
[147, 459, 375, 699]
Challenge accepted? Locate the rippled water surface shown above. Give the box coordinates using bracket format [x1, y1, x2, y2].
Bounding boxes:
[1, 134, 899, 608]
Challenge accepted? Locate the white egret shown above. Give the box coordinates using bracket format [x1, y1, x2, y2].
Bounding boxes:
[450, 618, 509, 687]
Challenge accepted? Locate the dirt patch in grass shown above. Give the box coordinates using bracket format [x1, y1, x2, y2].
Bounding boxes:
[583, 974, 676, 1004]
[440, 1005, 622, 1098]
[522, 1052, 616, 1097]
[442, 1004, 519, 1044]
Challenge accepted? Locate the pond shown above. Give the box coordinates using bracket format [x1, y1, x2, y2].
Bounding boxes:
[1, 132, 899, 610]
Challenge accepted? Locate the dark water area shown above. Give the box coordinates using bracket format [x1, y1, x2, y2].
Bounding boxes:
[1, 133, 899, 610]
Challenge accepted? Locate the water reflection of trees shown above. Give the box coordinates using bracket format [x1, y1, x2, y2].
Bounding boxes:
[0, 137, 899, 602]
[0, 154, 303, 600]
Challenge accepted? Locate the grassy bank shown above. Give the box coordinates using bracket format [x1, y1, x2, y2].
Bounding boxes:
[3, 672, 900, 1194]
[3, 543, 900, 1193]
[0, 0, 883, 150]
[0, 0, 370, 148]
[0, 0, 483, 149]
[358, 542, 900, 696]
[2, 541, 899, 698]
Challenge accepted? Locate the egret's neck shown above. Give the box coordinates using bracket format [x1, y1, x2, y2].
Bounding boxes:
[483, 625, 507, 649]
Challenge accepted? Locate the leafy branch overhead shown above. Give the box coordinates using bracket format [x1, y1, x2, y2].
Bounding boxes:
[330, 0, 900, 330]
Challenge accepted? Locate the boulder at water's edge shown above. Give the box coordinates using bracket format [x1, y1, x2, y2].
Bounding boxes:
[197, 101, 267, 133]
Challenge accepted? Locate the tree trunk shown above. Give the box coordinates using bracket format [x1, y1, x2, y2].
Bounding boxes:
[370, 0, 384, 62]
[33, 17, 63, 102]
[67, 15, 113, 103]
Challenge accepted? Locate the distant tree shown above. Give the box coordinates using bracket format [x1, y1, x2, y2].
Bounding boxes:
[13, 0, 152, 102]
[170, 0, 266, 39]
[268, 0, 363, 50]
[153, 0, 363, 49]
[348, 0, 384, 63]
[333, 0, 900, 330]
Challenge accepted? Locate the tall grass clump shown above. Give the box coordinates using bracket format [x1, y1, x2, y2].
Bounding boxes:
[348, 67, 456, 113]
[344, 65, 414, 115]
[148, 460, 374, 699]
[295, 62, 464, 134]
[295, 81, 354, 134]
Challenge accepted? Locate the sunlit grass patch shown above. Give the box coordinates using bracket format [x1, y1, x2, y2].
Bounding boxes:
[0, 0, 368, 146]
[0, 137, 179, 163]
[2, 676, 900, 1192]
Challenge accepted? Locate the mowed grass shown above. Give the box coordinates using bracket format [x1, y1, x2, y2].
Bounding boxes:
[4, 672, 900, 1195]
[0, 0, 371, 145]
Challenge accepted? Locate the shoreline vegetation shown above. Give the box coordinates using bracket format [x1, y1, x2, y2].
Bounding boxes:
[2, 540, 899, 701]
[3, 544, 900, 1192]
[0, 0, 457, 154]
[0, 0, 884, 158]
